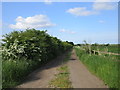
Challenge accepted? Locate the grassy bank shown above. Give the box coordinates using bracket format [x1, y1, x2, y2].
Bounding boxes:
[2, 59, 39, 88]
[75, 47, 119, 88]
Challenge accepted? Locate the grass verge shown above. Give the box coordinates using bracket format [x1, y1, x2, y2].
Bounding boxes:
[74, 47, 119, 88]
[2, 59, 39, 88]
[49, 51, 72, 88]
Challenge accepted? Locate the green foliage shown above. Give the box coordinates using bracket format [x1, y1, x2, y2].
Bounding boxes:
[66, 41, 74, 46]
[49, 65, 72, 88]
[2, 59, 38, 88]
[75, 47, 119, 88]
[91, 44, 119, 54]
[2, 29, 72, 61]
[92, 43, 99, 46]
[2, 29, 73, 88]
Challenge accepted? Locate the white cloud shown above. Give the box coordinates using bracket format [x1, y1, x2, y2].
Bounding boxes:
[60, 29, 76, 34]
[99, 20, 105, 23]
[9, 15, 55, 29]
[44, 0, 52, 5]
[93, 2, 116, 10]
[67, 0, 116, 16]
[93, 0, 117, 10]
[67, 7, 98, 16]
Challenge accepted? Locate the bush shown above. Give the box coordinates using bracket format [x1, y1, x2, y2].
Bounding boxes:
[2, 29, 73, 88]
[2, 29, 72, 62]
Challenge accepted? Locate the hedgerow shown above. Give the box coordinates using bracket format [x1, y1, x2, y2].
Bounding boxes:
[2, 29, 73, 88]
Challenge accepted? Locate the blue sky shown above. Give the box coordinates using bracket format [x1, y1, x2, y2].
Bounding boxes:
[2, 2, 118, 44]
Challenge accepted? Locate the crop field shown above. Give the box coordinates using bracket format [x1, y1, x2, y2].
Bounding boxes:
[75, 46, 119, 88]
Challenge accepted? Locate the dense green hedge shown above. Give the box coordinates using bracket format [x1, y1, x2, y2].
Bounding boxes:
[2, 29, 73, 88]
[2, 29, 72, 61]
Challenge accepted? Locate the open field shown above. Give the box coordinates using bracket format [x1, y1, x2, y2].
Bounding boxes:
[91, 44, 119, 54]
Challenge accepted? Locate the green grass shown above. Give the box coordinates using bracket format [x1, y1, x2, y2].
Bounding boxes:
[2, 59, 39, 88]
[2, 50, 73, 88]
[49, 65, 72, 88]
[49, 51, 72, 88]
[91, 45, 119, 54]
[0, 51, 2, 90]
[75, 47, 119, 88]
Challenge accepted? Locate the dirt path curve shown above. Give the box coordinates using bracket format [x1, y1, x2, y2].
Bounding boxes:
[67, 49, 108, 88]
[16, 52, 68, 88]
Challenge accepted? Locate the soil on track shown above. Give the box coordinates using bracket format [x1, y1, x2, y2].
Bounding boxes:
[68, 49, 108, 88]
[16, 52, 68, 88]
[16, 49, 108, 88]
